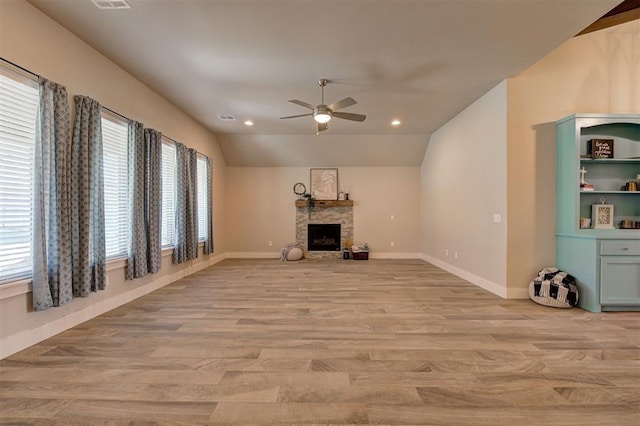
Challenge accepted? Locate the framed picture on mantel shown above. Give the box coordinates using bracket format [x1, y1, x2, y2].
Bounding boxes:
[310, 168, 338, 200]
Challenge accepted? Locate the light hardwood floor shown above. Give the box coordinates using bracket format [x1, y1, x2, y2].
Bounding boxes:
[1, 258, 639, 425]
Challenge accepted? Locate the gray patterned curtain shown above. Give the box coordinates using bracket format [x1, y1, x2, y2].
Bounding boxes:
[32, 78, 72, 311]
[145, 128, 162, 273]
[203, 156, 214, 255]
[71, 96, 105, 296]
[173, 143, 198, 264]
[126, 121, 147, 279]
[126, 125, 162, 280]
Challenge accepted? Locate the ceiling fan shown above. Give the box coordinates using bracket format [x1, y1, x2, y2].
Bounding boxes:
[280, 79, 366, 133]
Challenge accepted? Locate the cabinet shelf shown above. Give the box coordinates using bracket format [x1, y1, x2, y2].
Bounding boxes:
[580, 191, 640, 194]
[580, 159, 640, 164]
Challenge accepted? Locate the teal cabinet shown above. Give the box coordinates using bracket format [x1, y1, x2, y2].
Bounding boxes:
[555, 114, 640, 312]
[600, 256, 640, 306]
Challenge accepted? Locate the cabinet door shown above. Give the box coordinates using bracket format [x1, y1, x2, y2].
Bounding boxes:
[600, 256, 640, 305]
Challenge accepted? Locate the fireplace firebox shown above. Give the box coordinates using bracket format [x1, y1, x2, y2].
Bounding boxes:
[307, 224, 341, 251]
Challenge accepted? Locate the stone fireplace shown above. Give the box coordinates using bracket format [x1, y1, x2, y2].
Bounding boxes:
[295, 200, 353, 259]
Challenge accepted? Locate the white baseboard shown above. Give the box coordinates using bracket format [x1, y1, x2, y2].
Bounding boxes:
[369, 252, 423, 259]
[419, 253, 508, 299]
[0, 253, 226, 359]
[224, 252, 281, 259]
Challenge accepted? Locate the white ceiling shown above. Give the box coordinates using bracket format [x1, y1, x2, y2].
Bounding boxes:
[28, 0, 620, 166]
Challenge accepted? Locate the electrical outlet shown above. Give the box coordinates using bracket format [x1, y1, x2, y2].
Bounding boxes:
[268, 241, 273, 247]
[445, 249, 449, 256]
[454, 251, 458, 259]
[493, 214, 501, 223]
[390, 241, 395, 247]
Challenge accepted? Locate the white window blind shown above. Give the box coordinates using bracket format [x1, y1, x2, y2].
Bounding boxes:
[0, 69, 38, 283]
[101, 114, 129, 258]
[196, 154, 208, 241]
[161, 140, 176, 247]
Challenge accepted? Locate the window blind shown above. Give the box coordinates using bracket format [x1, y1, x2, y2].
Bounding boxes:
[0, 70, 38, 282]
[196, 154, 208, 241]
[161, 140, 176, 247]
[101, 114, 129, 258]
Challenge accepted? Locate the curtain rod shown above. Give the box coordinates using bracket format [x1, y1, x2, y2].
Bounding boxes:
[163, 135, 180, 145]
[1, 57, 40, 78]
[1, 56, 206, 158]
[102, 106, 130, 122]
[161, 134, 205, 157]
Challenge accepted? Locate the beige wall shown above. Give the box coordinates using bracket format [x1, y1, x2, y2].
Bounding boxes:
[0, 0, 227, 356]
[506, 19, 639, 294]
[226, 167, 421, 255]
[420, 81, 508, 294]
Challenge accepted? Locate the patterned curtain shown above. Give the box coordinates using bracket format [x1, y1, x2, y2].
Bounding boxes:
[173, 143, 198, 264]
[32, 78, 72, 311]
[145, 128, 162, 273]
[126, 121, 147, 279]
[126, 126, 162, 280]
[71, 96, 105, 296]
[203, 156, 214, 255]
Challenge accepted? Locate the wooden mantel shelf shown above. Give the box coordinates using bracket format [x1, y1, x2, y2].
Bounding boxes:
[295, 199, 353, 207]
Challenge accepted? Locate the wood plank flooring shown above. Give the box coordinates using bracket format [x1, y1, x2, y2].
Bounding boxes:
[1, 258, 639, 425]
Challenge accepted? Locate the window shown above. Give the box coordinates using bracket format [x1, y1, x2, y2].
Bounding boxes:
[101, 113, 129, 258]
[196, 154, 209, 241]
[161, 139, 176, 247]
[0, 68, 38, 282]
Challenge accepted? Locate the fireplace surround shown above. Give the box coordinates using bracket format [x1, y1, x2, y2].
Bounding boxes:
[295, 200, 353, 259]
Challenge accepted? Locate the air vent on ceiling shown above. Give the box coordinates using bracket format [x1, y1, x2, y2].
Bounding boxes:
[91, 0, 131, 10]
[217, 114, 237, 121]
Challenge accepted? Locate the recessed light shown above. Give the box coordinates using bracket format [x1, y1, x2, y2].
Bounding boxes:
[391, 120, 401, 126]
[244, 120, 254, 126]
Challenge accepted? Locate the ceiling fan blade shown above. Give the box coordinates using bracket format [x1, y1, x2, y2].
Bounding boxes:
[332, 111, 367, 122]
[288, 99, 315, 110]
[328, 97, 356, 111]
[280, 113, 313, 119]
[317, 122, 328, 132]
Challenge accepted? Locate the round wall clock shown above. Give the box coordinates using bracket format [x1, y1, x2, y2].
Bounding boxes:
[293, 182, 306, 198]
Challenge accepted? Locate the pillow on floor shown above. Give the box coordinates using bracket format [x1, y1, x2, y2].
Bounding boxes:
[280, 243, 304, 261]
[529, 267, 578, 308]
[286, 247, 303, 261]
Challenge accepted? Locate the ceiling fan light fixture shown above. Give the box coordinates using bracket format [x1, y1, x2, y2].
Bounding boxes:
[313, 105, 332, 123]
[314, 113, 331, 123]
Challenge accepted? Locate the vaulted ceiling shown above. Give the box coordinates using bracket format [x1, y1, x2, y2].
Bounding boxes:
[28, 0, 622, 166]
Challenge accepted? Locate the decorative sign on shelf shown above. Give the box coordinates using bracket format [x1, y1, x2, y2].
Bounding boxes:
[592, 198, 614, 229]
[587, 138, 614, 159]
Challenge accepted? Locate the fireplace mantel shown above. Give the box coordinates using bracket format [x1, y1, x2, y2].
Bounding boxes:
[294, 200, 353, 208]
